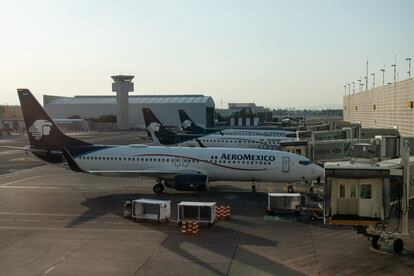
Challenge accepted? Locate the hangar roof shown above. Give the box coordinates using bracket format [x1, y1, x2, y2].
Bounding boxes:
[44, 94, 215, 107]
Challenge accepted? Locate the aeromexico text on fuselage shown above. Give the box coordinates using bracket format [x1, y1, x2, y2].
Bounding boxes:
[220, 153, 275, 161]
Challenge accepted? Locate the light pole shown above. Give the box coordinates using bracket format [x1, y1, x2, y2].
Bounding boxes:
[406, 57, 412, 79]
[365, 60, 369, 91]
[352, 81, 355, 93]
[371, 73, 375, 88]
[344, 85, 347, 95]
[358, 79, 362, 92]
[348, 84, 351, 121]
[391, 62, 397, 126]
[391, 63, 396, 83]
[380, 68, 385, 86]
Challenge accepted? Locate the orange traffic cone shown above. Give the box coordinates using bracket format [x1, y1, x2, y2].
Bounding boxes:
[191, 221, 199, 235]
[181, 221, 187, 235]
[225, 206, 231, 219]
[216, 206, 222, 219]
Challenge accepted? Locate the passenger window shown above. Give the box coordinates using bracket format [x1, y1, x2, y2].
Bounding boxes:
[360, 184, 372, 199]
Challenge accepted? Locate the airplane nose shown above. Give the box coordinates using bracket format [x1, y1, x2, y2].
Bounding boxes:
[313, 164, 324, 178]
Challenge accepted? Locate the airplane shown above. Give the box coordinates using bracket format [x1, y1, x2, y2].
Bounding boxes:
[9, 89, 323, 194]
[178, 109, 297, 138]
[144, 108, 289, 149]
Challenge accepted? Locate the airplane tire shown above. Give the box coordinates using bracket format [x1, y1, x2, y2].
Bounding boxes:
[153, 183, 165, 194]
[371, 235, 380, 250]
[288, 186, 294, 193]
[393, 239, 404, 254]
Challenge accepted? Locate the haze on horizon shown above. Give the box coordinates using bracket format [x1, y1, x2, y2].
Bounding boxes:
[1, 0, 413, 109]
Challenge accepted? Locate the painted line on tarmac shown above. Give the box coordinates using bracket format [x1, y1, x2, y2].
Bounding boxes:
[0, 225, 180, 233]
[0, 211, 119, 217]
[0, 173, 74, 186]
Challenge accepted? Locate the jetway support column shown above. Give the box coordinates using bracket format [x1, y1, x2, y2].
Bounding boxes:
[401, 140, 410, 236]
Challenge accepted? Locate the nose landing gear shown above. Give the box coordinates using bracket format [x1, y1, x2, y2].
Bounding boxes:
[153, 178, 165, 194]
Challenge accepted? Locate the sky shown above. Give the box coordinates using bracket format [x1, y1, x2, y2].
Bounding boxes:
[0, 0, 413, 109]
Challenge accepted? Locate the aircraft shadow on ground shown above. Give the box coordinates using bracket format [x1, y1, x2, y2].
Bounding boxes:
[66, 191, 306, 275]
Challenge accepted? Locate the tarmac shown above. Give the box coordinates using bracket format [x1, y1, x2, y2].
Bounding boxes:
[0, 132, 413, 275]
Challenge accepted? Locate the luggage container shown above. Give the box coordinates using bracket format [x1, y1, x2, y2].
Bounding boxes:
[267, 193, 301, 214]
[177, 201, 216, 225]
[123, 198, 171, 222]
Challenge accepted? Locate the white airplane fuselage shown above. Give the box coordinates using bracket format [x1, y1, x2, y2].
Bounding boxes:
[217, 129, 295, 138]
[179, 134, 291, 149]
[75, 145, 322, 183]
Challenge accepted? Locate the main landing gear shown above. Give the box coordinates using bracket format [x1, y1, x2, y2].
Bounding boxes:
[153, 178, 165, 194]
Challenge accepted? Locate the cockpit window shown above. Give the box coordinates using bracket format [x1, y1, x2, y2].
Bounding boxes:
[299, 160, 312, 165]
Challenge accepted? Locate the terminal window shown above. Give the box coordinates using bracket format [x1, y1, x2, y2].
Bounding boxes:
[339, 184, 345, 198]
[360, 184, 372, 199]
[350, 184, 357, 198]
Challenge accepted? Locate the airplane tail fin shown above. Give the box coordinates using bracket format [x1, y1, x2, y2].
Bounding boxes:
[178, 109, 206, 134]
[142, 108, 178, 145]
[18, 89, 90, 161]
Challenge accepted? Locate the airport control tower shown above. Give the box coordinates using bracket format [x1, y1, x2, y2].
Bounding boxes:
[111, 75, 134, 130]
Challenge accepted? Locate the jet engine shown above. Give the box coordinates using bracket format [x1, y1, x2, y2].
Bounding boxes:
[165, 174, 208, 191]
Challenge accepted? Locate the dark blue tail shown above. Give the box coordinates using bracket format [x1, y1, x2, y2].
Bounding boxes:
[18, 89, 92, 163]
[178, 109, 212, 134]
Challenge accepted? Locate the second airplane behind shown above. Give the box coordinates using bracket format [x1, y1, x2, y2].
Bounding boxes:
[144, 108, 294, 150]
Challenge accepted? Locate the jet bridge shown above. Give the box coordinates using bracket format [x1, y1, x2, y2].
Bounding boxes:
[323, 143, 413, 253]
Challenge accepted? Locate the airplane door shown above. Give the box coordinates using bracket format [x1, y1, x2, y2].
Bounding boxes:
[282, 157, 290, 172]
[175, 157, 181, 167]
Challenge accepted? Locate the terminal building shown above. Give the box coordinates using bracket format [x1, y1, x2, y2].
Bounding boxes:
[343, 78, 414, 136]
[44, 75, 215, 129]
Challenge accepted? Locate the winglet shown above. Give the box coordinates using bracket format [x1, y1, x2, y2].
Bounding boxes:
[61, 148, 85, 173]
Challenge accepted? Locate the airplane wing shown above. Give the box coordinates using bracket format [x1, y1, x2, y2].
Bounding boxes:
[86, 169, 203, 178]
[0, 145, 48, 153]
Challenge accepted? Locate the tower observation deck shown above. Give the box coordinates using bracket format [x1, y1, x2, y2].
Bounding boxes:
[111, 75, 134, 130]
